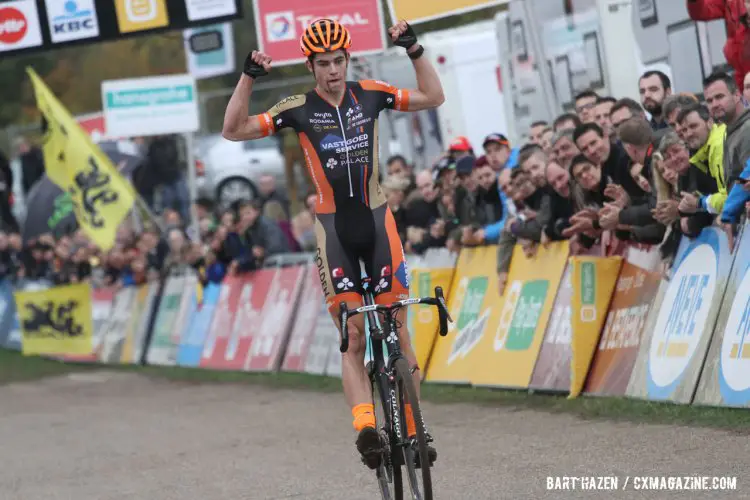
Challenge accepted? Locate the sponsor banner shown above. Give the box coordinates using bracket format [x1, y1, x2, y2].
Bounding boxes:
[253, 0, 387, 67]
[0, 0, 43, 53]
[695, 223, 750, 407]
[325, 329, 343, 378]
[568, 256, 622, 398]
[99, 287, 135, 364]
[585, 246, 662, 396]
[426, 247, 495, 384]
[469, 241, 569, 388]
[0, 280, 19, 349]
[102, 74, 200, 137]
[200, 275, 244, 368]
[281, 265, 324, 372]
[529, 264, 573, 392]
[185, 0, 237, 21]
[247, 266, 305, 372]
[59, 286, 116, 362]
[305, 300, 335, 375]
[14, 282, 93, 356]
[44, 0, 100, 44]
[183, 22, 235, 80]
[221, 269, 276, 370]
[407, 267, 455, 376]
[177, 283, 221, 367]
[120, 284, 158, 363]
[114, 0, 169, 33]
[146, 275, 186, 366]
[626, 227, 732, 403]
[386, 0, 506, 25]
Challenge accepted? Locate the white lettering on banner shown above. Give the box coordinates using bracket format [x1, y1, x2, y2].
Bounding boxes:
[296, 12, 369, 32]
[599, 305, 649, 350]
[447, 308, 489, 365]
[45, 0, 99, 43]
[546, 305, 571, 345]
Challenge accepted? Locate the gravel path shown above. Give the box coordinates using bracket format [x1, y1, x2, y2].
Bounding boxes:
[0, 372, 747, 499]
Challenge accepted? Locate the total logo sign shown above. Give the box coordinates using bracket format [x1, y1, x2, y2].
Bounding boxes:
[719, 263, 750, 405]
[45, 0, 100, 43]
[265, 10, 370, 42]
[0, 0, 43, 52]
[647, 243, 717, 398]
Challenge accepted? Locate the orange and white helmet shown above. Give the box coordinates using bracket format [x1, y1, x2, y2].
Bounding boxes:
[300, 18, 352, 58]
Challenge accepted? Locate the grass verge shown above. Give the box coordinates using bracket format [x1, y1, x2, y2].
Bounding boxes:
[3, 348, 750, 431]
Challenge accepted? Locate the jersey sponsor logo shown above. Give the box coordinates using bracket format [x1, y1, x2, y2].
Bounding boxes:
[314, 112, 333, 119]
[332, 267, 344, 278]
[325, 158, 338, 169]
[271, 94, 305, 115]
[320, 133, 369, 153]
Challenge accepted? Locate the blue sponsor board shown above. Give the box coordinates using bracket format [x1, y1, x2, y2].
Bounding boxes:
[177, 284, 220, 367]
[645, 228, 731, 401]
[0, 280, 20, 350]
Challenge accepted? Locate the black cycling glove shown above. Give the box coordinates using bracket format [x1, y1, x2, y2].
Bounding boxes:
[243, 52, 268, 79]
[393, 23, 418, 49]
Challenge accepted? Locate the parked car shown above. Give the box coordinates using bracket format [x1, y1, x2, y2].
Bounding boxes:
[195, 133, 307, 208]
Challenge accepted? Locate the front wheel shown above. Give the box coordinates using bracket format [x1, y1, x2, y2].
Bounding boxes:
[393, 357, 433, 500]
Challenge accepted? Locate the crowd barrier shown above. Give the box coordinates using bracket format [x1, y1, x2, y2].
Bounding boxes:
[2, 223, 750, 410]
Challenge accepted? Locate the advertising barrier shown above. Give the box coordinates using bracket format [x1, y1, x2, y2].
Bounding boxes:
[695, 224, 750, 407]
[469, 241, 568, 389]
[6, 223, 750, 414]
[584, 247, 662, 396]
[626, 227, 733, 404]
[568, 256, 621, 398]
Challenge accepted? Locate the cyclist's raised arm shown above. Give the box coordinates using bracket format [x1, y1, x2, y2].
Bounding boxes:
[389, 21, 445, 112]
[222, 51, 275, 141]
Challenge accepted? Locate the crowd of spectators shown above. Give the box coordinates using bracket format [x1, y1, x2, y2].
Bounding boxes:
[0, 172, 310, 289]
[381, 69, 750, 296]
[4, 65, 750, 296]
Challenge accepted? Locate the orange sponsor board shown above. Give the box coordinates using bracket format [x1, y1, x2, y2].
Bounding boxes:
[584, 252, 662, 396]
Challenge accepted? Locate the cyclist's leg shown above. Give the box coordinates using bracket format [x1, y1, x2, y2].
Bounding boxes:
[314, 214, 374, 429]
[369, 206, 423, 431]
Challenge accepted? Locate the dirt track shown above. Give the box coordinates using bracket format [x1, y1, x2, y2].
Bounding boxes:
[0, 372, 747, 499]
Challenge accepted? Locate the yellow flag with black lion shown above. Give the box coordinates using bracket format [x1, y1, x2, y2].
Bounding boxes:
[26, 68, 136, 251]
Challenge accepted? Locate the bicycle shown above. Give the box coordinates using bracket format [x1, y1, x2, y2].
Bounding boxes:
[339, 277, 453, 500]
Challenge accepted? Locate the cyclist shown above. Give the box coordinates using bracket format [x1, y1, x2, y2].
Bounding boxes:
[222, 19, 445, 468]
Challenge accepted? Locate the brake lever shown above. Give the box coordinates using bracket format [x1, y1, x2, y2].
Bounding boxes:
[339, 302, 349, 353]
[434, 286, 453, 336]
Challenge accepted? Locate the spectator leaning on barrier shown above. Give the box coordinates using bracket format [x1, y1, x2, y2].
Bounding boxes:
[677, 103, 728, 216]
[657, 130, 718, 238]
[291, 191, 318, 253]
[542, 162, 575, 242]
[639, 70, 673, 130]
[404, 170, 442, 254]
[483, 133, 517, 172]
[463, 157, 505, 247]
[702, 70, 750, 247]
[608, 116, 666, 244]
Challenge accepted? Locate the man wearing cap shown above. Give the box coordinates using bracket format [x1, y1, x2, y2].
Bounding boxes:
[483, 133, 518, 172]
[442, 155, 478, 250]
[448, 136, 475, 160]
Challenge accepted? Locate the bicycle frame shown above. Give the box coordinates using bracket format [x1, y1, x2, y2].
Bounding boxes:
[338, 284, 451, 454]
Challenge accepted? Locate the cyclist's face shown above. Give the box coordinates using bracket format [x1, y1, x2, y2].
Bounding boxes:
[308, 50, 349, 94]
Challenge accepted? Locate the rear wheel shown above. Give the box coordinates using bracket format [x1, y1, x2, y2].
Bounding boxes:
[393, 357, 433, 500]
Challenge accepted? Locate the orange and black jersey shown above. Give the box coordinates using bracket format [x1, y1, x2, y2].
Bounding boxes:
[256, 80, 410, 214]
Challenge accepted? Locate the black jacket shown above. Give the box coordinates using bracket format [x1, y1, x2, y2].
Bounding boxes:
[20, 147, 45, 195]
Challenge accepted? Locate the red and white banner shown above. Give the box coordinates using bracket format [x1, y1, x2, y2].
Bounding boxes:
[281, 265, 324, 372]
[252, 0, 387, 67]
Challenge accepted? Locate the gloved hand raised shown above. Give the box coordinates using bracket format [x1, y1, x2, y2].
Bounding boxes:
[244, 50, 272, 79]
